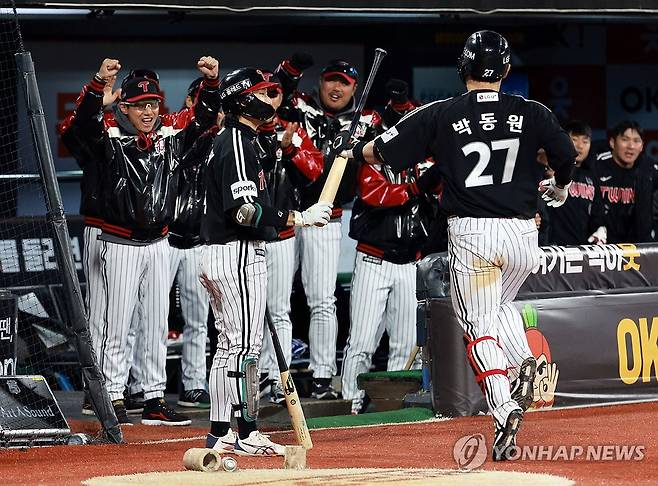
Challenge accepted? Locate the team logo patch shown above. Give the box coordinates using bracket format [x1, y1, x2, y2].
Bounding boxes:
[254, 248, 265, 257]
[231, 180, 258, 200]
[476, 92, 499, 102]
[380, 126, 399, 143]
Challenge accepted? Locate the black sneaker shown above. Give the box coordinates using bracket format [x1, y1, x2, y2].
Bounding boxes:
[177, 389, 211, 409]
[141, 398, 191, 426]
[82, 391, 95, 416]
[124, 391, 145, 415]
[511, 357, 537, 412]
[112, 399, 134, 426]
[311, 378, 339, 400]
[492, 410, 523, 461]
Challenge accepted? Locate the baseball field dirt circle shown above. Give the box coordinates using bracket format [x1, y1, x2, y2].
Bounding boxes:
[84, 467, 573, 485]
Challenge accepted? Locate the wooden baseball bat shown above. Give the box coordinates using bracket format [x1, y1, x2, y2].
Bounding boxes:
[318, 48, 387, 204]
[265, 310, 313, 449]
[404, 345, 420, 371]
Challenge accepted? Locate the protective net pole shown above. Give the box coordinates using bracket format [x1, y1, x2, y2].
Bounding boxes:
[11, 4, 122, 444]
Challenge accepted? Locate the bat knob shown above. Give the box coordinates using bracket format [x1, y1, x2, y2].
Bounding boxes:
[375, 48, 388, 56]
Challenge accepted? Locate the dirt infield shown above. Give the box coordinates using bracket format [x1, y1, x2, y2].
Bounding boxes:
[1, 402, 657, 485]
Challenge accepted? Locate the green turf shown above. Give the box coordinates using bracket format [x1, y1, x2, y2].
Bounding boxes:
[358, 370, 423, 381]
[307, 407, 435, 429]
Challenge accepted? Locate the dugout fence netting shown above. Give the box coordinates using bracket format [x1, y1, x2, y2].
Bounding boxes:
[0, 1, 120, 445]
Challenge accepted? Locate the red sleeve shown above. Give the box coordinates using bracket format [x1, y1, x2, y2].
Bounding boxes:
[358, 164, 411, 208]
[282, 123, 323, 183]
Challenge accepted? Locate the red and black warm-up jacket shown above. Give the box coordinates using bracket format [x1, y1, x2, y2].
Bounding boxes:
[349, 162, 442, 264]
[256, 116, 323, 240]
[276, 58, 383, 220]
[59, 76, 220, 243]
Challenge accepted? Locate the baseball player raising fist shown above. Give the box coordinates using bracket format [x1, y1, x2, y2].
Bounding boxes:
[348, 31, 576, 460]
[200, 67, 330, 456]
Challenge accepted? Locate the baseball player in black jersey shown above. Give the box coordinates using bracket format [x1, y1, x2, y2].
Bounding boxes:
[276, 57, 383, 398]
[255, 73, 325, 405]
[200, 68, 331, 456]
[63, 57, 221, 426]
[592, 120, 654, 244]
[346, 31, 576, 460]
[547, 121, 603, 246]
[342, 160, 439, 414]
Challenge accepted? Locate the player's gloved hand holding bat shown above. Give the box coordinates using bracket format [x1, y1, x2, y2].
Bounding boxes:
[539, 177, 571, 208]
[293, 202, 332, 227]
[334, 130, 367, 164]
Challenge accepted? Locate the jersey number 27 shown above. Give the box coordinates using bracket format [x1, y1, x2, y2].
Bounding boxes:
[463, 138, 520, 188]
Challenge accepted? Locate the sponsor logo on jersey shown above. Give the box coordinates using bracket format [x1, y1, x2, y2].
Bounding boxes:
[380, 126, 399, 143]
[231, 180, 258, 200]
[476, 92, 499, 103]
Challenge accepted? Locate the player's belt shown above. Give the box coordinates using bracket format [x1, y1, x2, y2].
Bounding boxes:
[356, 243, 420, 265]
[102, 222, 169, 242]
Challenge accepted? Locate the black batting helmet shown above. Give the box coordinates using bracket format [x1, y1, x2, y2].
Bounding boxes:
[457, 30, 510, 83]
[219, 67, 278, 121]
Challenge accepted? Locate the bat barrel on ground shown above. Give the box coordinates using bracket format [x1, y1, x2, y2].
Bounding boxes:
[266, 310, 313, 450]
[319, 48, 388, 204]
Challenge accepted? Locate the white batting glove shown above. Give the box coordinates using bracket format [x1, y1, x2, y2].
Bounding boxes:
[539, 177, 571, 208]
[587, 226, 607, 245]
[294, 202, 332, 227]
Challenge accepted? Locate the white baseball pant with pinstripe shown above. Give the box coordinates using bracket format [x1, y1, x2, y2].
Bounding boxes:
[88, 238, 170, 402]
[84, 226, 144, 397]
[297, 221, 341, 379]
[169, 245, 209, 391]
[200, 240, 266, 423]
[261, 236, 298, 380]
[341, 251, 417, 406]
[447, 216, 539, 428]
[83, 226, 102, 320]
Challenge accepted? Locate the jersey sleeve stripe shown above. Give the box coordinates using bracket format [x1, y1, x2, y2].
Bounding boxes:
[232, 127, 254, 203]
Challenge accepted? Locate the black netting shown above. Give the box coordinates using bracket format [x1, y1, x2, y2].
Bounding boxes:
[0, 3, 119, 445]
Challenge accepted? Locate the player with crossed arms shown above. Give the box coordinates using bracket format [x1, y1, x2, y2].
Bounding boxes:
[344, 31, 576, 460]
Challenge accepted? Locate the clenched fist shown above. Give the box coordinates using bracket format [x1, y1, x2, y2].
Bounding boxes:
[97, 58, 121, 82]
[197, 56, 219, 80]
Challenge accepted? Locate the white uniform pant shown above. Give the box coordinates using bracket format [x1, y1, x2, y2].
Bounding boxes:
[448, 216, 539, 427]
[341, 251, 417, 403]
[201, 241, 266, 423]
[261, 236, 298, 380]
[89, 238, 170, 402]
[297, 221, 341, 379]
[169, 245, 209, 391]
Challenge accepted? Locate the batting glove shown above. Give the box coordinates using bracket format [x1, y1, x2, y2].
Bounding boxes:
[539, 177, 571, 208]
[587, 226, 607, 245]
[294, 202, 332, 227]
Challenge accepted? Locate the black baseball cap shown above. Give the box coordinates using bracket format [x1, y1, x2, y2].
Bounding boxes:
[120, 69, 160, 91]
[321, 60, 358, 85]
[121, 77, 164, 103]
[187, 77, 204, 99]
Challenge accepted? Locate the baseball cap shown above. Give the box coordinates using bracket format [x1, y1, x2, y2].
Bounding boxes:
[121, 77, 164, 103]
[321, 60, 358, 85]
[120, 69, 160, 91]
[186, 77, 204, 99]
